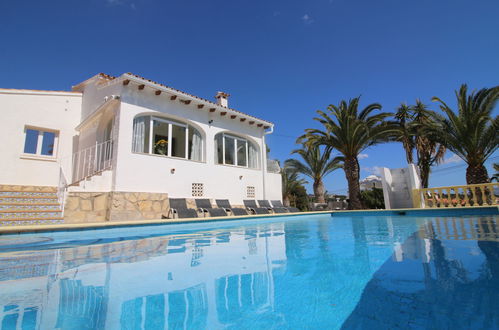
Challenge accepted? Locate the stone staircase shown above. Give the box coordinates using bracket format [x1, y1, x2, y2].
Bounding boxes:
[0, 185, 64, 226]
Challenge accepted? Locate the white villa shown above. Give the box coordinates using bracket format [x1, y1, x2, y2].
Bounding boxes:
[0, 73, 282, 223]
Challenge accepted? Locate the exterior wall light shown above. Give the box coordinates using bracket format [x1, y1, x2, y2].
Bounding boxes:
[171, 168, 176, 174]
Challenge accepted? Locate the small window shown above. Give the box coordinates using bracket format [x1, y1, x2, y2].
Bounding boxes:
[23, 127, 58, 157]
[247, 186, 255, 198]
[192, 183, 204, 197]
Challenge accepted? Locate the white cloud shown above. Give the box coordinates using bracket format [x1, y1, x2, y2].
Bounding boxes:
[363, 166, 383, 176]
[301, 14, 314, 24]
[358, 153, 369, 160]
[440, 154, 463, 165]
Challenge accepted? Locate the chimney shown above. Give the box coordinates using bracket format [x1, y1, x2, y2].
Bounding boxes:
[215, 91, 230, 108]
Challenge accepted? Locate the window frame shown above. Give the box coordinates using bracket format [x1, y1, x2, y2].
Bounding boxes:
[22, 126, 59, 159]
[216, 133, 258, 169]
[134, 115, 204, 162]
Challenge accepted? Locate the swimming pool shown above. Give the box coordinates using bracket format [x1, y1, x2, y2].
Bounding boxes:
[0, 211, 498, 329]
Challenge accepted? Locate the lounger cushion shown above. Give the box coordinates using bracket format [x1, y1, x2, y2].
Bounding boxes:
[257, 200, 272, 208]
[175, 208, 198, 218]
[243, 200, 259, 208]
[195, 199, 213, 209]
[170, 198, 189, 209]
[207, 208, 227, 217]
[215, 199, 231, 208]
[231, 208, 249, 216]
[270, 200, 285, 207]
[252, 208, 270, 215]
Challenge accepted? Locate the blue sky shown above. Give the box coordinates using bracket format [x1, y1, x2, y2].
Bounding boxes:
[1, 0, 498, 194]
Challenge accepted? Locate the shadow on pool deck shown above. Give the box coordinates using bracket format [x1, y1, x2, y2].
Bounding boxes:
[341, 217, 499, 329]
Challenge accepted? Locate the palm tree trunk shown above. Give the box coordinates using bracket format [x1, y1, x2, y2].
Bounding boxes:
[419, 162, 431, 188]
[344, 156, 363, 209]
[466, 163, 490, 205]
[403, 140, 413, 164]
[283, 195, 291, 207]
[466, 163, 490, 184]
[313, 179, 325, 204]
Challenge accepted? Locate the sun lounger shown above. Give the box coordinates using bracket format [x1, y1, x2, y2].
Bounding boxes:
[215, 199, 248, 216]
[271, 200, 300, 213]
[258, 200, 289, 213]
[195, 199, 227, 217]
[167, 198, 198, 219]
[243, 200, 271, 215]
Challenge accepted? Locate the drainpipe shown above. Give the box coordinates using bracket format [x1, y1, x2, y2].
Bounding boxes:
[262, 125, 274, 200]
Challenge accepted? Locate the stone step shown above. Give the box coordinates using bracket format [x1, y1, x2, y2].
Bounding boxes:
[0, 218, 64, 226]
[0, 203, 61, 211]
[0, 210, 63, 220]
[0, 197, 59, 204]
[0, 191, 58, 198]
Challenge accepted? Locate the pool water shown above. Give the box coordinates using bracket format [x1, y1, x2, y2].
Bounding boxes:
[0, 213, 498, 329]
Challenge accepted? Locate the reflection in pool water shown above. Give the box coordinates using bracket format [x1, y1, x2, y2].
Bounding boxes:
[0, 214, 497, 329]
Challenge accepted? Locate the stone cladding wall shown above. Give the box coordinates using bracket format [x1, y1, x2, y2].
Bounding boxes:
[64, 192, 169, 223]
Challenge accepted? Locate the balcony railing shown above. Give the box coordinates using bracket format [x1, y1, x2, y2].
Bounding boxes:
[69, 140, 114, 185]
[267, 159, 281, 173]
[412, 182, 499, 208]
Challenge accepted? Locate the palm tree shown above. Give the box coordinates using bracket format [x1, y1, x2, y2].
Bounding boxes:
[412, 100, 446, 188]
[285, 145, 342, 204]
[431, 85, 499, 184]
[394, 102, 415, 164]
[299, 97, 396, 209]
[394, 101, 446, 187]
[281, 164, 308, 207]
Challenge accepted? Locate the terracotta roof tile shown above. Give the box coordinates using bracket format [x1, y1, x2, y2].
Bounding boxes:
[122, 72, 273, 126]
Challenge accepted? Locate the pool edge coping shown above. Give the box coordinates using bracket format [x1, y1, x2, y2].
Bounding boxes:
[1, 206, 497, 235]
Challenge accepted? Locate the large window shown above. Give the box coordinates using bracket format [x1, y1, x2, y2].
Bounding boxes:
[132, 116, 203, 161]
[23, 127, 58, 157]
[215, 133, 258, 169]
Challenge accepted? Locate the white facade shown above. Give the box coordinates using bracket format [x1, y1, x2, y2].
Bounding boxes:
[0, 89, 82, 186]
[380, 164, 421, 209]
[0, 73, 282, 204]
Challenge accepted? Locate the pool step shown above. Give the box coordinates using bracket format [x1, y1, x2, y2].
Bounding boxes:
[0, 186, 64, 226]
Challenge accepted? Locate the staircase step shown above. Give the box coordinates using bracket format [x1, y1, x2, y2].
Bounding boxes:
[0, 218, 64, 226]
[0, 192, 58, 198]
[0, 197, 59, 204]
[0, 204, 61, 211]
[0, 211, 62, 220]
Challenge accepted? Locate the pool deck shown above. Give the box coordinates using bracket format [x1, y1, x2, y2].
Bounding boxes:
[0, 206, 497, 235]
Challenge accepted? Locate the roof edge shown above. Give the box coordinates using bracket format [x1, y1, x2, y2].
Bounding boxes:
[72, 73, 116, 91]
[0, 88, 81, 97]
[122, 73, 274, 127]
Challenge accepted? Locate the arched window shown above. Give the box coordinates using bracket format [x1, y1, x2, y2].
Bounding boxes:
[132, 115, 203, 161]
[215, 133, 259, 169]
